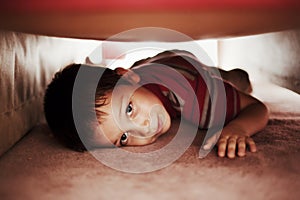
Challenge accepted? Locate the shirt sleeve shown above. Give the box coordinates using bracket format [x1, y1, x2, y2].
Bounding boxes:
[206, 79, 240, 128]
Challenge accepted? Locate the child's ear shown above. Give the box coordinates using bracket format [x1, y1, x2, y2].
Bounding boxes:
[115, 67, 140, 84]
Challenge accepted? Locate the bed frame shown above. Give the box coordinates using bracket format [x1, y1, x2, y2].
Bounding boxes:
[1, 0, 300, 40]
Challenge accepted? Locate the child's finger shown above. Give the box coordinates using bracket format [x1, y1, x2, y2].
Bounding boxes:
[227, 137, 237, 159]
[202, 134, 218, 150]
[115, 68, 140, 84]
[126, 70, 140, 84]
[237, 137, 246, 157]
[246, 137, 257, 152]
[217, 137, 227, 157]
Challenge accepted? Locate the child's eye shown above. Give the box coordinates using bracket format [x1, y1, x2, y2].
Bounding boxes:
[126, 102, 133, 116]
[120, 132, 129, 146]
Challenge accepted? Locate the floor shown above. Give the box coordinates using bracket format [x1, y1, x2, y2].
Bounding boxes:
[0, 82, 299, 200]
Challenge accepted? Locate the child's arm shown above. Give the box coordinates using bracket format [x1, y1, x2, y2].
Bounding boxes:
[203, 92, 269, 158]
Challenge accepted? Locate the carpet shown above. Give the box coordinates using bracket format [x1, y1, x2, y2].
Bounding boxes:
[0, 82, 299, 200]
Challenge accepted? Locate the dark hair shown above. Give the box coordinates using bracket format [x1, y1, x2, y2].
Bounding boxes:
[44, 63, 122, 152]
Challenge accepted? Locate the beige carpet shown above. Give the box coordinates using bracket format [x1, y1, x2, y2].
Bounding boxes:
[0, 82, 300, 200]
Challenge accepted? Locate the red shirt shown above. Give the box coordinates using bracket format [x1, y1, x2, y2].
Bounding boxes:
[131, 50, 240, 129]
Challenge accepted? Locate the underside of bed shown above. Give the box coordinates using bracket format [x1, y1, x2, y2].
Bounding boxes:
[1, 10, 300, 41]
[1, 0, 300, 40]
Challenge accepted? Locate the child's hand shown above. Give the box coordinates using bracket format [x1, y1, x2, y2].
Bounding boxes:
[202, 131, 257, 159]
[202, 90, 268, 159]
[115, 68, 140, 84]
[216, 133, 257, 158]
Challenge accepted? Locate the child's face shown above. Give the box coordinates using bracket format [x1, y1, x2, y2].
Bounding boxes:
[95, 83, 171, 147]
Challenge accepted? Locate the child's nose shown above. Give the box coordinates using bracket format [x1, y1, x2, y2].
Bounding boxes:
[129, 114, 152, 136]
[133, 116, 150, 128]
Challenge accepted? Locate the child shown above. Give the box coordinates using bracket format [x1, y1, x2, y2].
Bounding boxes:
[44, 50, 269, 158]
